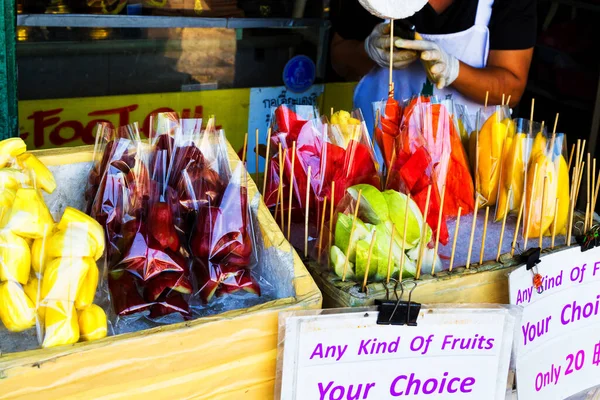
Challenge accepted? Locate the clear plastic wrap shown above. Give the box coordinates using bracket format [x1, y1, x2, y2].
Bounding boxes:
[326, 183, 437, 283]
[85, 113, 271, 331]
[264, 105, 381, 258]
[372, 97, 402, 171]
[523, 121, 561, 239]
[385, 96, 473, 246]
[494, 118, 527, 222]
[0, 137, 107, 350]
[469, 105, 512, 207]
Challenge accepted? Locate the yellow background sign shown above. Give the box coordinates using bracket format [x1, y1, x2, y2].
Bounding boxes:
[17, 83, 356, 152]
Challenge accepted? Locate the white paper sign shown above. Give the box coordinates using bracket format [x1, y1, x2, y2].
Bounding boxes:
[509, 246, 600, 399]
[277, 306, 518, 400]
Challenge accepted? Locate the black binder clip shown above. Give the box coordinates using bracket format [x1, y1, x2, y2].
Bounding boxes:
[520, 247, 543, 294]
[521, 247, 541, 272]
[576, 225, 600, 252]
[375, 280, 421, 326]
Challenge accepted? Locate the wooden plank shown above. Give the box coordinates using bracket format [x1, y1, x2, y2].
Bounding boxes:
[0, 0, 18, 139]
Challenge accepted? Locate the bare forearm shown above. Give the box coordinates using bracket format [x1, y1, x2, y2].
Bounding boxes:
[331, 35, 375, 81]
[451, 62, 528, 107]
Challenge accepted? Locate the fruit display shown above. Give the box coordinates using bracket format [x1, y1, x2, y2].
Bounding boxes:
[523, 130, 569, 238]
[86, 114, 260, 321]
[0, 137, 107, 348]
[263, 105, 380, 250]
[328, 184, 439, 282]
[378, 96, 474, 246]
[468, 105, 514, 207]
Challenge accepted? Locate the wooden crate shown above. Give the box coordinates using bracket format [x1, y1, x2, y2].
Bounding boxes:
[308, 244, 574, 308]
[0, 145, 322, 399]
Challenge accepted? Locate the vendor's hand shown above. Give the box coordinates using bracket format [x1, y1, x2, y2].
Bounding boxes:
[365, 23, 418, 70]
[395, 38, 460, 89]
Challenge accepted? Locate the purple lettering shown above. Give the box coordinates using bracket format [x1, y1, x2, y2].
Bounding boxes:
[310, 344, 324, 360]
[358, 339, 371, 355]
[318, 381, 333, 400]
[422, 378, 437, 394]
[460, 377, 475, 393]
[447, 377, 460, 394]
[390, 375, 407, 396]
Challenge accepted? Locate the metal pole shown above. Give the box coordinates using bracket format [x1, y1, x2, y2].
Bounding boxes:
[0, 0, 18, 139]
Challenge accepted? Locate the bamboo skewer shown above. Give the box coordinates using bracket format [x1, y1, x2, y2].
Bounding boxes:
[524, 163, 539, 250]
[593, 174, 600, 227]
[502, 93, 505, 106]
[255, 129, 259, 184]
[389, 20, 394, 97]
[506, 95, 512, 106]
[386, 224, 396, 284]
[465, 200, 479, 269]
[591, 158, 597, 228]
[432, 184, 446, 276]
[449, 207, 462, 272]
[328, 181, 336, 269]
[279, 149, 287, 229]
[530, 99, 535, 126]
[567, 149, 580, 246]
[415, 186, 432, 279]
[496, 189, 512, 261]
[287, 142, 297, 240]
[262, 128, 272, 194]
[568, 144, 576, 171]
[317, 196, 328, 264]
[587, 153, 591, 231]
[274, 143, 283, 221]
[362, 229, 378, 292]
[399, 193, 410, 282]
[342, 189, 363, 281]
[304, 166, 312, 258]
[511, 196, 526, 256]
[479, 206, 490, 264]
[539, 176, 548, 250]
[552, 198, 559, 249]
[484, 91, 489, 108]
[241, 132, 248, 164]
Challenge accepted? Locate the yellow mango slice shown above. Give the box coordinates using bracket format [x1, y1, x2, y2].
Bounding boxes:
[524, 154, 557, 238]
[549, 155, 570, 235]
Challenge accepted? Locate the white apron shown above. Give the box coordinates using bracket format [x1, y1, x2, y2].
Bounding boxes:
[354, 0, 495, 127]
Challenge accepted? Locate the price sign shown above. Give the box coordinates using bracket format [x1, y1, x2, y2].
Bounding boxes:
[509, 246, 600, 399]
[276, 306, 518, 400]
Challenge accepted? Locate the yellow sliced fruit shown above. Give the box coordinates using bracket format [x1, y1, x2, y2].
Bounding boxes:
[0, 168, 30, 191]
[0, 281, 36, 332]
[524, 154, 557, 238]
[17, 153, 57, 194]
[78, 304, 107, 342]
[0, 229, 31, 284]
[46, 225, 97, 260]
[0, 138, 27, 168]
[40, 257, 93, 304]
[75, 263, 99, 310]
[550, 155, 570, 235]
[42, 300, 79, 348]
[57, 207, 105, 260]
[6, 188, 54, 239]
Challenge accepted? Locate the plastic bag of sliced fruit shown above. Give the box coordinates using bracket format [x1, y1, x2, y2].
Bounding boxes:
[263, 105, 381, 258]
[84, 113, 282, 334]
[324, 183, 442, 290]
[0, 138, 108, 353]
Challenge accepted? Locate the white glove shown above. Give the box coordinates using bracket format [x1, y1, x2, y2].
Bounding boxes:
[395, 38, 460, 89]
[364, 23, 418, 70]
